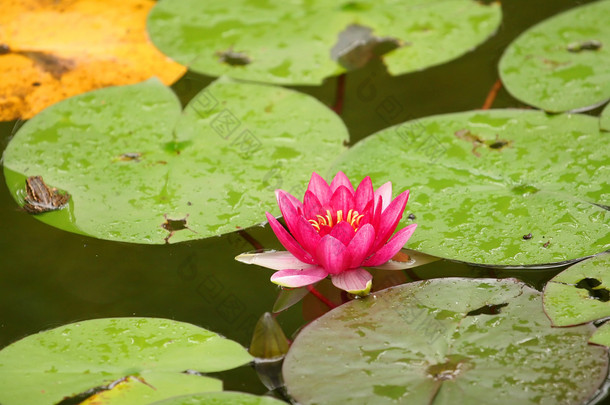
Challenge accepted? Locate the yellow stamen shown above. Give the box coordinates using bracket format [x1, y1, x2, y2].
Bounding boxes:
[337, 210, 343, 223]
[308, 208, 364, 233]
[316, 214, 326, 227]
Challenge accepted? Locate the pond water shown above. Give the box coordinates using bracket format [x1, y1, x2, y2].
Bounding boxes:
[0, 0, 608, 403]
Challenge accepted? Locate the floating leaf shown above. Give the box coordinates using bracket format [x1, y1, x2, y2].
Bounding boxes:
[0, 0, 186, 121]
[78, 374, 221, 405]
[590, 321, 610, 347]
[2, 77, 348, 244]
[543, 253, 610, 327]
[332, 109, 610, 266]
[499, 0, 610, 112]
[150, 391, 287, 405]
[148, 0, 501, 85]
[601, 102, 610, 132]
[0, 318, 253, 405]
[283, 278, 608, 404]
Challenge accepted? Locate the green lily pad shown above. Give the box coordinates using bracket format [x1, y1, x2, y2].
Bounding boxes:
[601, 102, 610, 132]
[543, 253, 610, 327]
[590, 321, 610, 347]
[2, 77, 348, 244]
[332, 109, 610, 266]
[0, 317, 253, 405]
[150, 391, 287, 405]
[147, 0, 501, 85]
[78, 374, 221, 405]
[499, 0, 610, 112]
[283, 278, 608, 405]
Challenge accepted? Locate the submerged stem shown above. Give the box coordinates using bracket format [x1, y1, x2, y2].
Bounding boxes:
[306, 285, 337, 309]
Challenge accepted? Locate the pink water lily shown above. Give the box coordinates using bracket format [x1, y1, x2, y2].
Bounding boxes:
[236, 172, 417, 295]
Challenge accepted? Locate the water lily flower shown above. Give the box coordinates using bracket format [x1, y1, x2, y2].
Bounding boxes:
[236, 172, 417, 296]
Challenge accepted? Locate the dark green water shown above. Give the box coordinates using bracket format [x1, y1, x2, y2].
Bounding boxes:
[0, 0, 607, 401]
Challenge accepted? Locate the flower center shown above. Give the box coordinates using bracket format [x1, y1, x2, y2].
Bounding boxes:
[308, 209, 364, 232]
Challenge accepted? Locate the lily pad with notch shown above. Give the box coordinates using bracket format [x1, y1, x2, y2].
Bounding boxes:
[543, 253, 610, 346]
[283, 278, 608, 404]
[499, 0, 610, 112]
[0, 317, 253, 405]
[332, 109, 610, 267]
[147, 0, 501, 85]
[2, 77, 348, 244]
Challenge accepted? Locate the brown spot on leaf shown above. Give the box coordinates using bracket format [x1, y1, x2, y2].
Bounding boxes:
[215, 48, 251, 66]
[455, 130, 512, 156]
[161, 214, 197, 244]
[20, 51, 75, 79]
[454, 129, 484, 157]
[541, 58, 570, 68]
[487, 134, 512, 150]
[117, 152, 142, 162]
[567, 40, 602, 53]
[426, 355, 473, 382]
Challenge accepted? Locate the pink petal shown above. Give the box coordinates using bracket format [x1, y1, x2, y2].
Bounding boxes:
[266, 212, 315, 264]
[315, 235, 347, 274]
[277, 193, 320, 254]
[360, 196, 383, 250]
[235, 251, 316, 270]
[363, 224, 417, 267]
[354, 176, 374, 213]
[374, 182, 392, 212]
[329, 220, 356, 246]
[373, 190, 409, 251]
[303, 190, 323, 219]
[271, 267, 328, 288]
[345, 223, 376, 268]
[306, 172, 331, 206]
[329, 185, 354, 215]
[330, 171, 354, 194]
[277, 192, 301, 236]
[275, 189, 303, 214]
[294, 215, 321, 254]
[358, 198, 375, 225]
[331, 268, 372, 295]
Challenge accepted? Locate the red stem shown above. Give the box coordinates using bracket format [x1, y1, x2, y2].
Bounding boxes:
[306, 285, 337, 309]
[481, 79, 502, 110]
[237, 229, 264, 252]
